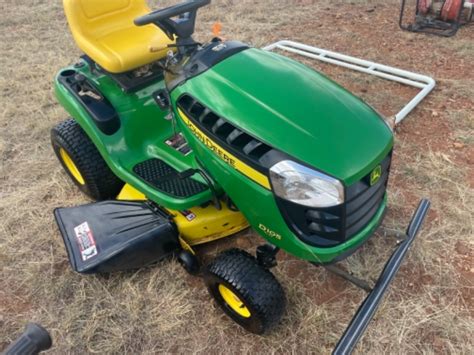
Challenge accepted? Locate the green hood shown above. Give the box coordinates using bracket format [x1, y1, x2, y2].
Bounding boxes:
[176, 48, 393, 185]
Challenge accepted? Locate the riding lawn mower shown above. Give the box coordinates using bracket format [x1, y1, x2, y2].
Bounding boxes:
[51, 0, 431, 353]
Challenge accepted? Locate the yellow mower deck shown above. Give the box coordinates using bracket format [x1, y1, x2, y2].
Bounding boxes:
[117, 184, 249, 248]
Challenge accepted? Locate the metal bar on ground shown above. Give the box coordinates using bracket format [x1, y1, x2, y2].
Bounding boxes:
[263, 40, 436, 125]
[323, 264, 373, 293]
[332, 199, 431, 355]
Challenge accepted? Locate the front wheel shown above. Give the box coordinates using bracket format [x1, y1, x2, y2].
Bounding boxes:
[203, 249, 285, 334]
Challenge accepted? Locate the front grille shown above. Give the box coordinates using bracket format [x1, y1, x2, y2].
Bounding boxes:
[278, 153, 391, 247]
[177, 95, 288, 172]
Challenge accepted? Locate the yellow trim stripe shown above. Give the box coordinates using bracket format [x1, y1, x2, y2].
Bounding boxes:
[178, 108, 271, 189]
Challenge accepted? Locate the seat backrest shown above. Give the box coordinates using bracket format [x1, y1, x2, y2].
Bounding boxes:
[63, 0, 150, 38]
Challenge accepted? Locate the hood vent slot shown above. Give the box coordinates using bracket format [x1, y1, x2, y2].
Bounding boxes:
[190, 101, 205, 117]
[212, 118, 234, 137]
[177, 95, 280, 171]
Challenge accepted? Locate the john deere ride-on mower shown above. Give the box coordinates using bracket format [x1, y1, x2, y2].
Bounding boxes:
[52, 0, 430, 352]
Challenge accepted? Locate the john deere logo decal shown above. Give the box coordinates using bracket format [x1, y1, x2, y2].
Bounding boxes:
[370, 165, 382, 186]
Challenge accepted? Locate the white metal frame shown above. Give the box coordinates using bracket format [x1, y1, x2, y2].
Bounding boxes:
[263, 40, 436, 125]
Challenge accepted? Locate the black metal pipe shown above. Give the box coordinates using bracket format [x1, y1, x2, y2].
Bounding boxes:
[332, 199, 430, 355]
[323, 264, 372, 293]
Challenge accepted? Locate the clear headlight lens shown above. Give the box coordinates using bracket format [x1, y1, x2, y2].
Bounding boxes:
[270, 160, 344, 208]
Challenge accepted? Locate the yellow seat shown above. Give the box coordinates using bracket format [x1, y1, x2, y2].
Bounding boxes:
[63, 0, 174, 73]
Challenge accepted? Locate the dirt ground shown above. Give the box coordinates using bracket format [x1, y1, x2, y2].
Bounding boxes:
[1, 0, 473, 353]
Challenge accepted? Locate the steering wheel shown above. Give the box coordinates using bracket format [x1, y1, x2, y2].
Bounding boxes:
[134, 0, 211, 41]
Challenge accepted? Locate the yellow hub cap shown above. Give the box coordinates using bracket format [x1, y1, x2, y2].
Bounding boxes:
[218, 284, 251, 318]
[59, 148, 85, 185]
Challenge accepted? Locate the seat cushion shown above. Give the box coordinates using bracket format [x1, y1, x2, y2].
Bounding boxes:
[80, 0, 131, 18]
[63, 0, 174, 73]
[81, 25, 172, 73]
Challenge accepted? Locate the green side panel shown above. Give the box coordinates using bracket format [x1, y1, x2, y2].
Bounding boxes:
[174, 48, 393, 185]
[54, 62, 214, 210]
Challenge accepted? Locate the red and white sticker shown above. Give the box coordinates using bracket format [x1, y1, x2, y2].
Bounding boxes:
[74, 222, 98, 261]
[179, 210, 196, 222]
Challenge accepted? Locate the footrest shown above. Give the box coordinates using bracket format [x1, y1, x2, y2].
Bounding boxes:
[54, 201, 180, 274]
[133, 159, 208, 198]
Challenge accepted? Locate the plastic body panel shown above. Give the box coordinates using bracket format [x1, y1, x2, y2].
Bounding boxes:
[58, 69, 120, 135]
[173, 48, 393, 186]
[54, 201, 180, 273]
[54, 60, 214, 210]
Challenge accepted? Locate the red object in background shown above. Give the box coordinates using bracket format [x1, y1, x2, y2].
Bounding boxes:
[441, 0, 463, 21]
[417, 0, 433, 14]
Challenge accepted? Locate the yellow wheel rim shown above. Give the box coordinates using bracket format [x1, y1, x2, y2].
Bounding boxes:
[59, 148, 85, 185]
[218, 284, 251, 318]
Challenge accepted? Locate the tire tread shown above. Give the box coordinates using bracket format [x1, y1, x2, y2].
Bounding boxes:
[205, 249, 285, 333]
[51, 118, 123, 200]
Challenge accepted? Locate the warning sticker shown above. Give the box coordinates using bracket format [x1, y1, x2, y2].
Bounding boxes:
[73, 222, 98, 261]
[165, 133, 192, 156]
[179, 210, 196, 222]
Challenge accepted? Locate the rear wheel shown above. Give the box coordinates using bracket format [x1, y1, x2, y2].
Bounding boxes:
[51, 119, 123, 200]
[204, 249, 285, 334]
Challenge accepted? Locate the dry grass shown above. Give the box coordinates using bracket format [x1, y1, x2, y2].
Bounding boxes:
[1, 0, 473, 353]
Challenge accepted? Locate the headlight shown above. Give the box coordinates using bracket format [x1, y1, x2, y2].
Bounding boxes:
[269, 160, 344, 208]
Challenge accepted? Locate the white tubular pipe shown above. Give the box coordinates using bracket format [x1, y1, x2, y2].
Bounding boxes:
[263, 40, 436, 125]
[272, 44, 427, 89]
[465, 1, 473, 21]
